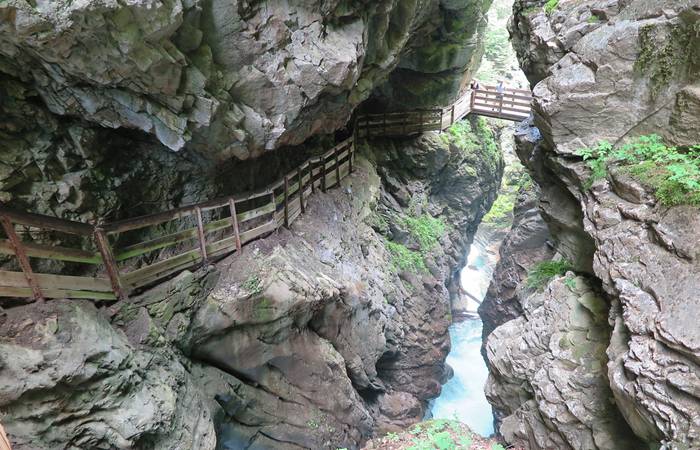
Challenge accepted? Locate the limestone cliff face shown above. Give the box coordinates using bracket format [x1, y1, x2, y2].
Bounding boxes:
[0, 0, 489, 157]
[0, 0, 491, 225]
[481, 1, 700, 449]
[0, 121, 502, 450]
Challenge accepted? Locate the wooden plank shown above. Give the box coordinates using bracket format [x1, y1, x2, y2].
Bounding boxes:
[104, 206, 196, 234]
[229, 198, 242, 252]
[237, 201, 276, 224]
[0, 239, 101, 264]
[122, 249, 201, 288]
[0, 206, 93, 235]
[114, 228, 197, 261]
[0, 270, 113, 293]
[0, 285, 116, 300]
[0, 216, 43, 301]
[94, 227, 126, 301]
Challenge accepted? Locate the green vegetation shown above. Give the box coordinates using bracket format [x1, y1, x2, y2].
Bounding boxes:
[386, 241, 427, 273]
[544, 0, 559, 14]
[527, 260, 573, 290]
[404, 214, 446, 251]
[587, 15, 600, 23]
[564, 276, 577, 291]
[576, 134, 700, 206]
[242, 274, 263, 294]
[441, 121, 480, 152]
[482, 192, 516, 228]
[406, 420, 472, 450]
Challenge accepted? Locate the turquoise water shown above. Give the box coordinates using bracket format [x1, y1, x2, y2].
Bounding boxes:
[430, 319, 494, 436]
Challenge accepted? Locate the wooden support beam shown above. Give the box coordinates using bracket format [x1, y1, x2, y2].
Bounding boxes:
[321, 157, 327, 193]
[228, 198, 242, 252]
[451, 105, 455, 126]
[298, 168, 305, 214]
[335, 147, 341, 188]
[349, 142, 354, 174]
[195, 206, 208, 263]
[0, 216, 43, 302]
[93, 227, 127, 301]
[283, 175, 290, 227]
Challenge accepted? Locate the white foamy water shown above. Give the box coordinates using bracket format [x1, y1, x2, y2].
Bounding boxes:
[429, 228, 505, 436]
[430, 319, 494, 436]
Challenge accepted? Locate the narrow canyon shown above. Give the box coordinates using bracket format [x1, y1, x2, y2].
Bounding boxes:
[0, 1, 698, 450]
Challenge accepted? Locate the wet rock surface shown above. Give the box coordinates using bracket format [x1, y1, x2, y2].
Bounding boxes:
[481, 1, 700, 449]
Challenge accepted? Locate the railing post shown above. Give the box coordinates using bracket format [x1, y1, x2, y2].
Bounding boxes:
[228, 198, 242, 253]
[283, 175, 289, 227]
[451, 104, 455, 125]
[0, 216, 43, 302]
[349, 141, 354, 174]
[311, 161, 316, 194]
[194, 206, 208, 263]
[93, 226, 126, 301]
[498, 94, 504, 118]
[335, 146, 341, 187]
[321, 157, 327, 193]
[470, 90, 476, 110]
[439, 109, 444, 132]
[298, 167, 305, 214]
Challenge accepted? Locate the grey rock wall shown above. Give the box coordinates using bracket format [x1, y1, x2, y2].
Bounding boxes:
[481, 1, 700, 449]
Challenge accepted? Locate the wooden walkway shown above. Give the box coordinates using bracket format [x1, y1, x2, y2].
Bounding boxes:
[0, 84, 531, 303]
[356, 85, 532, 138]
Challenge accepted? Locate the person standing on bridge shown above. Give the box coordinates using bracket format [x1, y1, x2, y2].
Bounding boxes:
[495, 80, 505, 111]
[470, 79, 481, 90]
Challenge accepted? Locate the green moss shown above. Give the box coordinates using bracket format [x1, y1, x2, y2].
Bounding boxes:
[404, 214, 446, 252]
[587, 15, 600, 24]
[386, 241, 427, 274]
[242, 274, 262, 295]
[635, 23, 693, 99]
[526, 260, 573, 290]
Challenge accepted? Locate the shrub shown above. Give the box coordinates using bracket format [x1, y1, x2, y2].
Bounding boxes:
[404, 214, 446, 251]
[544, 0, 559, 14]
[386, 241, 427, 273]
[575, 134, 700, 206]
[526, 260, 573, 290]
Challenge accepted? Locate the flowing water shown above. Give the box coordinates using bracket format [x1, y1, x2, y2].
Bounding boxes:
[429, 227, 505, 437]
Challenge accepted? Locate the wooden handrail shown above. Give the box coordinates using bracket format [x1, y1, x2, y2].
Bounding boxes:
[0, 82, 531, 304]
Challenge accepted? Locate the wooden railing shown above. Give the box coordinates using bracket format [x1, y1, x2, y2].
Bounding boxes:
[0, 82, 530, 303]
[356, 85, 531, 138]
[0, 139, 355, 302]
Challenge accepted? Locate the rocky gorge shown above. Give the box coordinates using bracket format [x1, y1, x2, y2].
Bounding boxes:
[0, 0, 506, 448]
[1, 0, 700, 449]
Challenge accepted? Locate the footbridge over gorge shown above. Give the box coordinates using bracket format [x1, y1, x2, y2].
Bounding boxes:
[0, 84, 532, 303]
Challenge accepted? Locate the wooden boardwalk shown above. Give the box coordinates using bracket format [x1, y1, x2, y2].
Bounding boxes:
[0, 84, 531, 303]
[356, 85, 532, 138]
